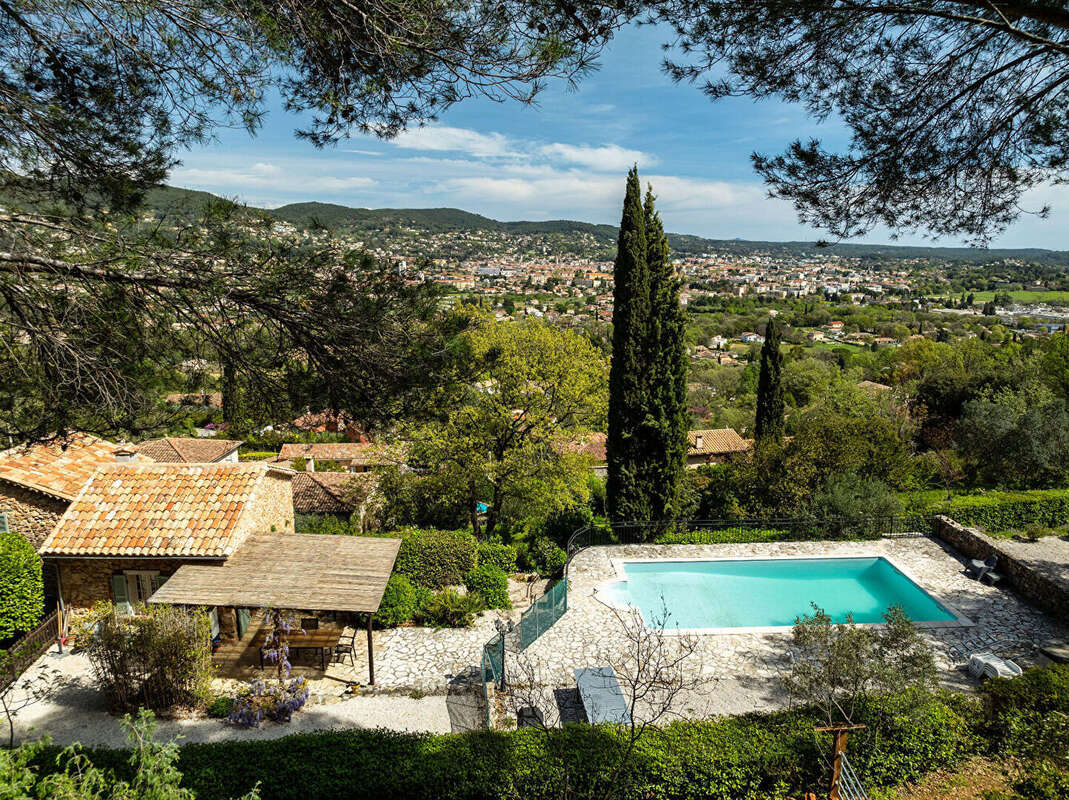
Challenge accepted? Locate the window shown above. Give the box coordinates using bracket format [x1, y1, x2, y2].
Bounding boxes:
[0, 511, 8, 533]
[111, 570, 166, 615]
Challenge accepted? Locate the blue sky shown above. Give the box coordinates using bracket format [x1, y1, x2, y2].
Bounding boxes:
[172, 24, 1069, 249]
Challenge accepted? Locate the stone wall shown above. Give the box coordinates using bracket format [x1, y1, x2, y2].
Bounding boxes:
[931, 515, 1069, 623]
[0, 483, 67, 549]
[236, 470, 295, 548]
[54, 558, 197, 609]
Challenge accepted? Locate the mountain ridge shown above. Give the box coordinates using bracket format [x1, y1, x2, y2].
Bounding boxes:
[145, 186, 1069, 265]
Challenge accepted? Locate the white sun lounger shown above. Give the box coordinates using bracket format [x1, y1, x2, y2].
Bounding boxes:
[968, 652, 1023, 679]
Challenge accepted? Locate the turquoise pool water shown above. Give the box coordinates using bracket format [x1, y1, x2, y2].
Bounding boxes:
[600, 557, 956, 629]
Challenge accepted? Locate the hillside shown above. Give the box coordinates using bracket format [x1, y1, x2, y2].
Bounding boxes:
[143, 186, 1069, 266]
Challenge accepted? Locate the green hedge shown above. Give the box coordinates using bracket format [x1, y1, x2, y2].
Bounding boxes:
[464, 564, 511, 609]
[654, 527, 794, 545]
[476, 540, 518, 573]
[904, 489, 1069, 532]
[978, 663, 1069, 756]
[24, 688, 980, 800]
[0, 528, 44, 640]
[374, 574, 418, 627]
[392, 527, 477, 589]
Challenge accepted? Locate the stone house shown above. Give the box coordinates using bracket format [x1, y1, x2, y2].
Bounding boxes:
[0, 434, 152, 551]
[39, 462, 294, 641]
[276, 442, 403, 473]
[135, 437, 243, 463]
[686, 429, 751, 467]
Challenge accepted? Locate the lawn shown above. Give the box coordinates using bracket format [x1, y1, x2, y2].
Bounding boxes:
[969, 289, 1069, 305]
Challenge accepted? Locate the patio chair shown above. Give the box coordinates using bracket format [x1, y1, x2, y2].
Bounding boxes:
[965, 555, 997, 581]
[968, 652, 1023, 680]
[334, 630, 356, 666]
[301, 617, 319, 631]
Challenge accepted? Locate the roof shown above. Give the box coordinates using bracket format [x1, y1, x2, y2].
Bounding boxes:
[148, 531, 400, 613]
[563, 432, 607, 464]
[290, 410, 364, 435]
[0, 434, 153, 501]
[292, 472, 376, 514]
[687, 429, 750, 455]
[278, 442, 399, 466]
[136, 437, 243, 463]
[858, 380, 892, 393]
[164, 392, 223, 407]
[40, 463, 293, 558]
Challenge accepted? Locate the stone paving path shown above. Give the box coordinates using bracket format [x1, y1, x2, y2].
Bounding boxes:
[370, 536, 1068, 700]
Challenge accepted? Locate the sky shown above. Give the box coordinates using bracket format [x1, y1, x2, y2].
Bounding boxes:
[171, 24, 1069, 249]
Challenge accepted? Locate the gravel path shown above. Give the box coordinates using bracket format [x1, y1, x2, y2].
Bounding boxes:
[9, 648, 480, 749]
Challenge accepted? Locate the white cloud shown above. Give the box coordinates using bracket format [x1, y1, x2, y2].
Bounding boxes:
[539, 142, 656, 171]
[170, 166, 376, 197]
[391, 125, 520, 158]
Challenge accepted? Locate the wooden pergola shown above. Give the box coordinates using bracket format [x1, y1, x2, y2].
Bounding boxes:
[148, 531, 400, 684]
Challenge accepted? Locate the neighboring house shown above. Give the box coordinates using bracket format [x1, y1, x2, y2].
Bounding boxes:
[292, 472, 379, 529]
[858, 380, 893, 394]
[686, 429, 751, 467]
[567, 432, 608, 477]
[164, 392, 223, 408]
[0, 434, 153, 551]
[290, 410, 368, 440]
[739, 332, 763, 344]
[276, 442, 401, 473]
[136, 437, 243, 463]
[39, 463, 295, 634]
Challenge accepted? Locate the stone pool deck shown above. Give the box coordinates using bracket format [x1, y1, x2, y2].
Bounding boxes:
[510, 537, 1068, 703]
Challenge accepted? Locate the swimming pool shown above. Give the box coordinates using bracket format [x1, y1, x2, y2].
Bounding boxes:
[598, 556, 965, 632]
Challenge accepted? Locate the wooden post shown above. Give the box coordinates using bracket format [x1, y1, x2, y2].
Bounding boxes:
[815, 724, 865, 800]
[366, 613, 375, 685]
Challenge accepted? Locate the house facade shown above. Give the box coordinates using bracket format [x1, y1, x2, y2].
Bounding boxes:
[39, 462, 294, 630]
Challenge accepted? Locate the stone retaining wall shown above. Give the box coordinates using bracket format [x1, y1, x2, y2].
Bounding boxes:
[931, 515, 1069, 623]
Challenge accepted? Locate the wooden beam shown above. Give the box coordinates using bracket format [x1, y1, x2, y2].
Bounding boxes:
[366, 613, 375, 686]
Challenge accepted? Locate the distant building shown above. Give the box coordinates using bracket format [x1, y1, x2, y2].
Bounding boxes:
[686, 429, 750, 467]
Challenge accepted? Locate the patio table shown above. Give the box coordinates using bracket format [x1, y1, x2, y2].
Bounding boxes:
[252, 627, 343, 671]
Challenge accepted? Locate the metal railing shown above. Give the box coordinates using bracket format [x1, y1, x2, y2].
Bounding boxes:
[518, 578, 567, 650]
[565, 514, 934, 571]
[1, 609, 59, 691]
[479, 632, 505, 728]
[837, 753, 870, 800]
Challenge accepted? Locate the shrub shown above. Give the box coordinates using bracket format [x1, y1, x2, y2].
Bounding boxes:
[419, 589, 484, 628]
[238, 450, 278, 461]
[655, 526, 792, 545]
[0, 528, 44, 640]
[295, 513, 357, 536]
[375, 574, 418, 627]
[464, 564, 511, 609]
[539, 505, 593, 548]
[229, 676, 309, 728]
[527, 537, 566, 577]
[86, 605, 213, 713]
[392, 527, 477, 588]
[206, 695, 234, 719]
[979, 663, 1069, 755]
[909, 488, 1069, 532]
[476, 540, 517, 573]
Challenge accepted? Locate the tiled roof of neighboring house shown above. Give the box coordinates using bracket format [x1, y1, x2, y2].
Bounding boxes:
[290, 410, 367, 438]
[39, 463, 291, 558]
[0, 434, 153, 501]
[277, 442, 400, 467]
[291, 472, 377, 514]
[136, 437, 243, 463]
[858, 380, 893, 393]
[564, 432, 607, 465]
[687, 429, 750, 456]
[164, 392, 223, 407]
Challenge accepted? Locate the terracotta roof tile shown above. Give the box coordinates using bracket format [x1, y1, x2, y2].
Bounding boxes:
[291, 472, 376, 514]
[688, 429, 750, 456]
[0, 434, 153, 501]
[40, 463, 290, 557]
[277, 442, 401, 467]
[137, 437, 243, 463]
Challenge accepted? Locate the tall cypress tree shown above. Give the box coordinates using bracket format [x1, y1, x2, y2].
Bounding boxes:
[755, 314, 784, 442]
[607, 168, 651, 521]
[640, 187, 689, 521]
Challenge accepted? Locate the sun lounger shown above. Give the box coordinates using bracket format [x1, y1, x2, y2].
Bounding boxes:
[966, 555, 998, 581]
[575, 666, 631, 725]
[967, 652, 1023, 679]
